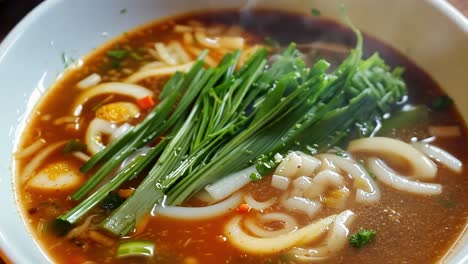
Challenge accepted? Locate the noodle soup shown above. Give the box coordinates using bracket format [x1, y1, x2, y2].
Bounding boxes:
[15, 10, 468, 264]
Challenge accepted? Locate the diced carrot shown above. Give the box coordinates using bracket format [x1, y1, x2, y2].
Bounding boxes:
[236, 203, 251, 214]
[118, 188, 135, 198]
[137, 96, 155, 110]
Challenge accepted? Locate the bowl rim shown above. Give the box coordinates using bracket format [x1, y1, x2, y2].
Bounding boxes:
[0, 0, 467, 263]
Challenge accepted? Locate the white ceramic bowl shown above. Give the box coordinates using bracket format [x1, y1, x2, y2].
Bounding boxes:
[0, 0, 467, 263]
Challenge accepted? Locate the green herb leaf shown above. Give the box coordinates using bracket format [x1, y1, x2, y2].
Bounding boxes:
[120, 8, 128, 14]
[255, 154, 278, 176]
[61, 52, 75, 68]
[430, 95, 453, 111]
[59, 27, 408, 237]
[249, 172, 262, 181]
[107, 49, 128, 60]
[63, 139, 86, 154]
[311, 8, 321, 17]
[349, 229, 376, 247]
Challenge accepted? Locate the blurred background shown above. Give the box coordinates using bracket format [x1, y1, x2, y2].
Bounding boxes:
[0, 0, 43, 40]
[0, 0, 467, 41]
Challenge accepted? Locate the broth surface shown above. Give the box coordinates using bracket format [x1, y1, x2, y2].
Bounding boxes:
[16, 10, 468, 264]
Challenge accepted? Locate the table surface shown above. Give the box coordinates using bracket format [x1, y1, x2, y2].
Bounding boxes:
[0, 1, 466, 264]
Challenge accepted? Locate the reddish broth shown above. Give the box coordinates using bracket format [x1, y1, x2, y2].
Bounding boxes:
[16, 10, 468, 264]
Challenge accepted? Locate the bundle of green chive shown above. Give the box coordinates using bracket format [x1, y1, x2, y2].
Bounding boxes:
[58, 30, 406, 236]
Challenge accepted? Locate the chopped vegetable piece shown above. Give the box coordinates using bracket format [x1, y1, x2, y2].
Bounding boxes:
[64, 139, 86, 154]
[236, 203, 252, 214]
[430, 95, 453, 111]
[101, 192, 125, 211]
[118, 188, 134, 198]
[59, 29, 407, 236]
[107, 49, 128, 60]
[117, 240, 155, 258]
[255, 154, 279, 176]
[61, 52, 75, 68]
[120, 8, 127, 14]
[377, 105, 429, 136]
[311, 8, 321, 16]
[137, 96, 156, 110]
[349, 229, 376, 247]
[249, 172, 262, 181]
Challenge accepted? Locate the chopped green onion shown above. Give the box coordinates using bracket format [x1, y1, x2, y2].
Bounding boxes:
[107, 49, 128, 60]
[430, 95, 453, 111]
[61, 52, 75, 68]
[311, 8, 321, 17]
[249, 172, 262, 181]
[255, 155, 278, 176]
[117, 240, 155, 258]
[63, 139, 86, 154]
[120, 8, 128, 14]
[59, 27, 407, 237]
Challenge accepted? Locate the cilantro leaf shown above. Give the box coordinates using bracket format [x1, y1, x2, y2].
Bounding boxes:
[349, 229, 376, 247]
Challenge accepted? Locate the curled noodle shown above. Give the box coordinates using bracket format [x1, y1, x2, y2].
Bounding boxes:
[224, 214, 336, 254]
[244, 212, 298, 238]
[367, 158, 442, 195]
[317, 154, 380, 203]
[290, 210, 355, 261]
[244, 194, 277, 211]
[348, 137, 437, 180]
[155, 193, 242, 220]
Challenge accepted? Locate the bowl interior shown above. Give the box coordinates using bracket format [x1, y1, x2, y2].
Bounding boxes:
[0, 0, 467, 263]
